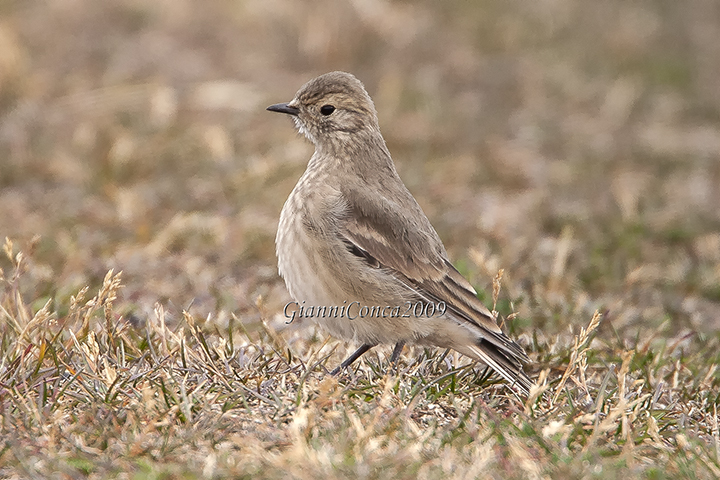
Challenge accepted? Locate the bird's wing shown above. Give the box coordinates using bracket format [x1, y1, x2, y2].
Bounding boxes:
[339, 183, 530, 365]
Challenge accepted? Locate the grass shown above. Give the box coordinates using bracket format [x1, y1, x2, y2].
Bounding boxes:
[2, 0, 720, 478]
[1, 239, 719, 479]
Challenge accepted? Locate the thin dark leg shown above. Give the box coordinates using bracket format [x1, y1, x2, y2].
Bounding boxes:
[330, 344, 374, 375]
[390, 341, 405, 365]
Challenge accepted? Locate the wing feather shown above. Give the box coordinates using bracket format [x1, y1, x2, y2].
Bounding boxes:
[340, 183, 531, 367]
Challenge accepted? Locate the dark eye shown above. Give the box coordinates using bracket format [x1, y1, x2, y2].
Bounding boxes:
[320, 105, 335, 116]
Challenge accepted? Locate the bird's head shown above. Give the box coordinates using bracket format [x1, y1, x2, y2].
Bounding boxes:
[267, 71, 380, 147]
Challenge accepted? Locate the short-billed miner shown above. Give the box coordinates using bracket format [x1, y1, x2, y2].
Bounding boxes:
[268, 71, 533, 394]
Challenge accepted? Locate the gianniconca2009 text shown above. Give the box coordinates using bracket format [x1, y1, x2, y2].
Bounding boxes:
[283, 301, 448, 324]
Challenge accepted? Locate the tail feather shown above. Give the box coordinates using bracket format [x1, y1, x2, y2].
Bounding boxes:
[460, 342, 534, 396]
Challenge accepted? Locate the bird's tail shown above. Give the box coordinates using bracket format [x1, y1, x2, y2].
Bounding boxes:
[459, 341, 534, 396]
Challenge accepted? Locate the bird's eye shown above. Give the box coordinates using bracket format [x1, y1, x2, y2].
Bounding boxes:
[320, 105, 336, 116]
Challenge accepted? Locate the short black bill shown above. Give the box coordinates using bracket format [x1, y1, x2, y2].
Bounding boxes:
[267, 103, 300, 116]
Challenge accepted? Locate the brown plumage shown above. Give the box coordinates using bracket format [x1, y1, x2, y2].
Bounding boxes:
[268, 71, 533, 395]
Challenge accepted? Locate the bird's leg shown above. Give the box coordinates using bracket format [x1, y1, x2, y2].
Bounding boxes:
[390, 341, 405, 365]
[330, 344, 374, 375]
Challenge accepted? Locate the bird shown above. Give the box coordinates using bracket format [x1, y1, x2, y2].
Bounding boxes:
[267, 71, 533, 395]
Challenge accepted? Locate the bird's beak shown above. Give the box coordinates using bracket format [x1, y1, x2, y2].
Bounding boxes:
[267, 102, 300, 116]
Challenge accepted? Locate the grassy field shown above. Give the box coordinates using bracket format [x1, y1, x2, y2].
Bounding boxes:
[1, 0, 720, 478]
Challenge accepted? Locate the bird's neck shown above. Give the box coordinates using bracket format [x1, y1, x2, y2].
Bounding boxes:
[311, 128, 397, 176]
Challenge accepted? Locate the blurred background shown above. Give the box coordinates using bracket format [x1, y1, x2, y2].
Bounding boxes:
[1, 0, 719, 339]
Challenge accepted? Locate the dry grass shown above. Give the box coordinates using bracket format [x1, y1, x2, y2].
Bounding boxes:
[1, 0, 720, 478]
[2, 239, 719, 479]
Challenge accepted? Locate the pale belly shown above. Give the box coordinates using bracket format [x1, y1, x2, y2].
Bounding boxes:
[276, 204, 368, 341]
[276, 209, 335, 307]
